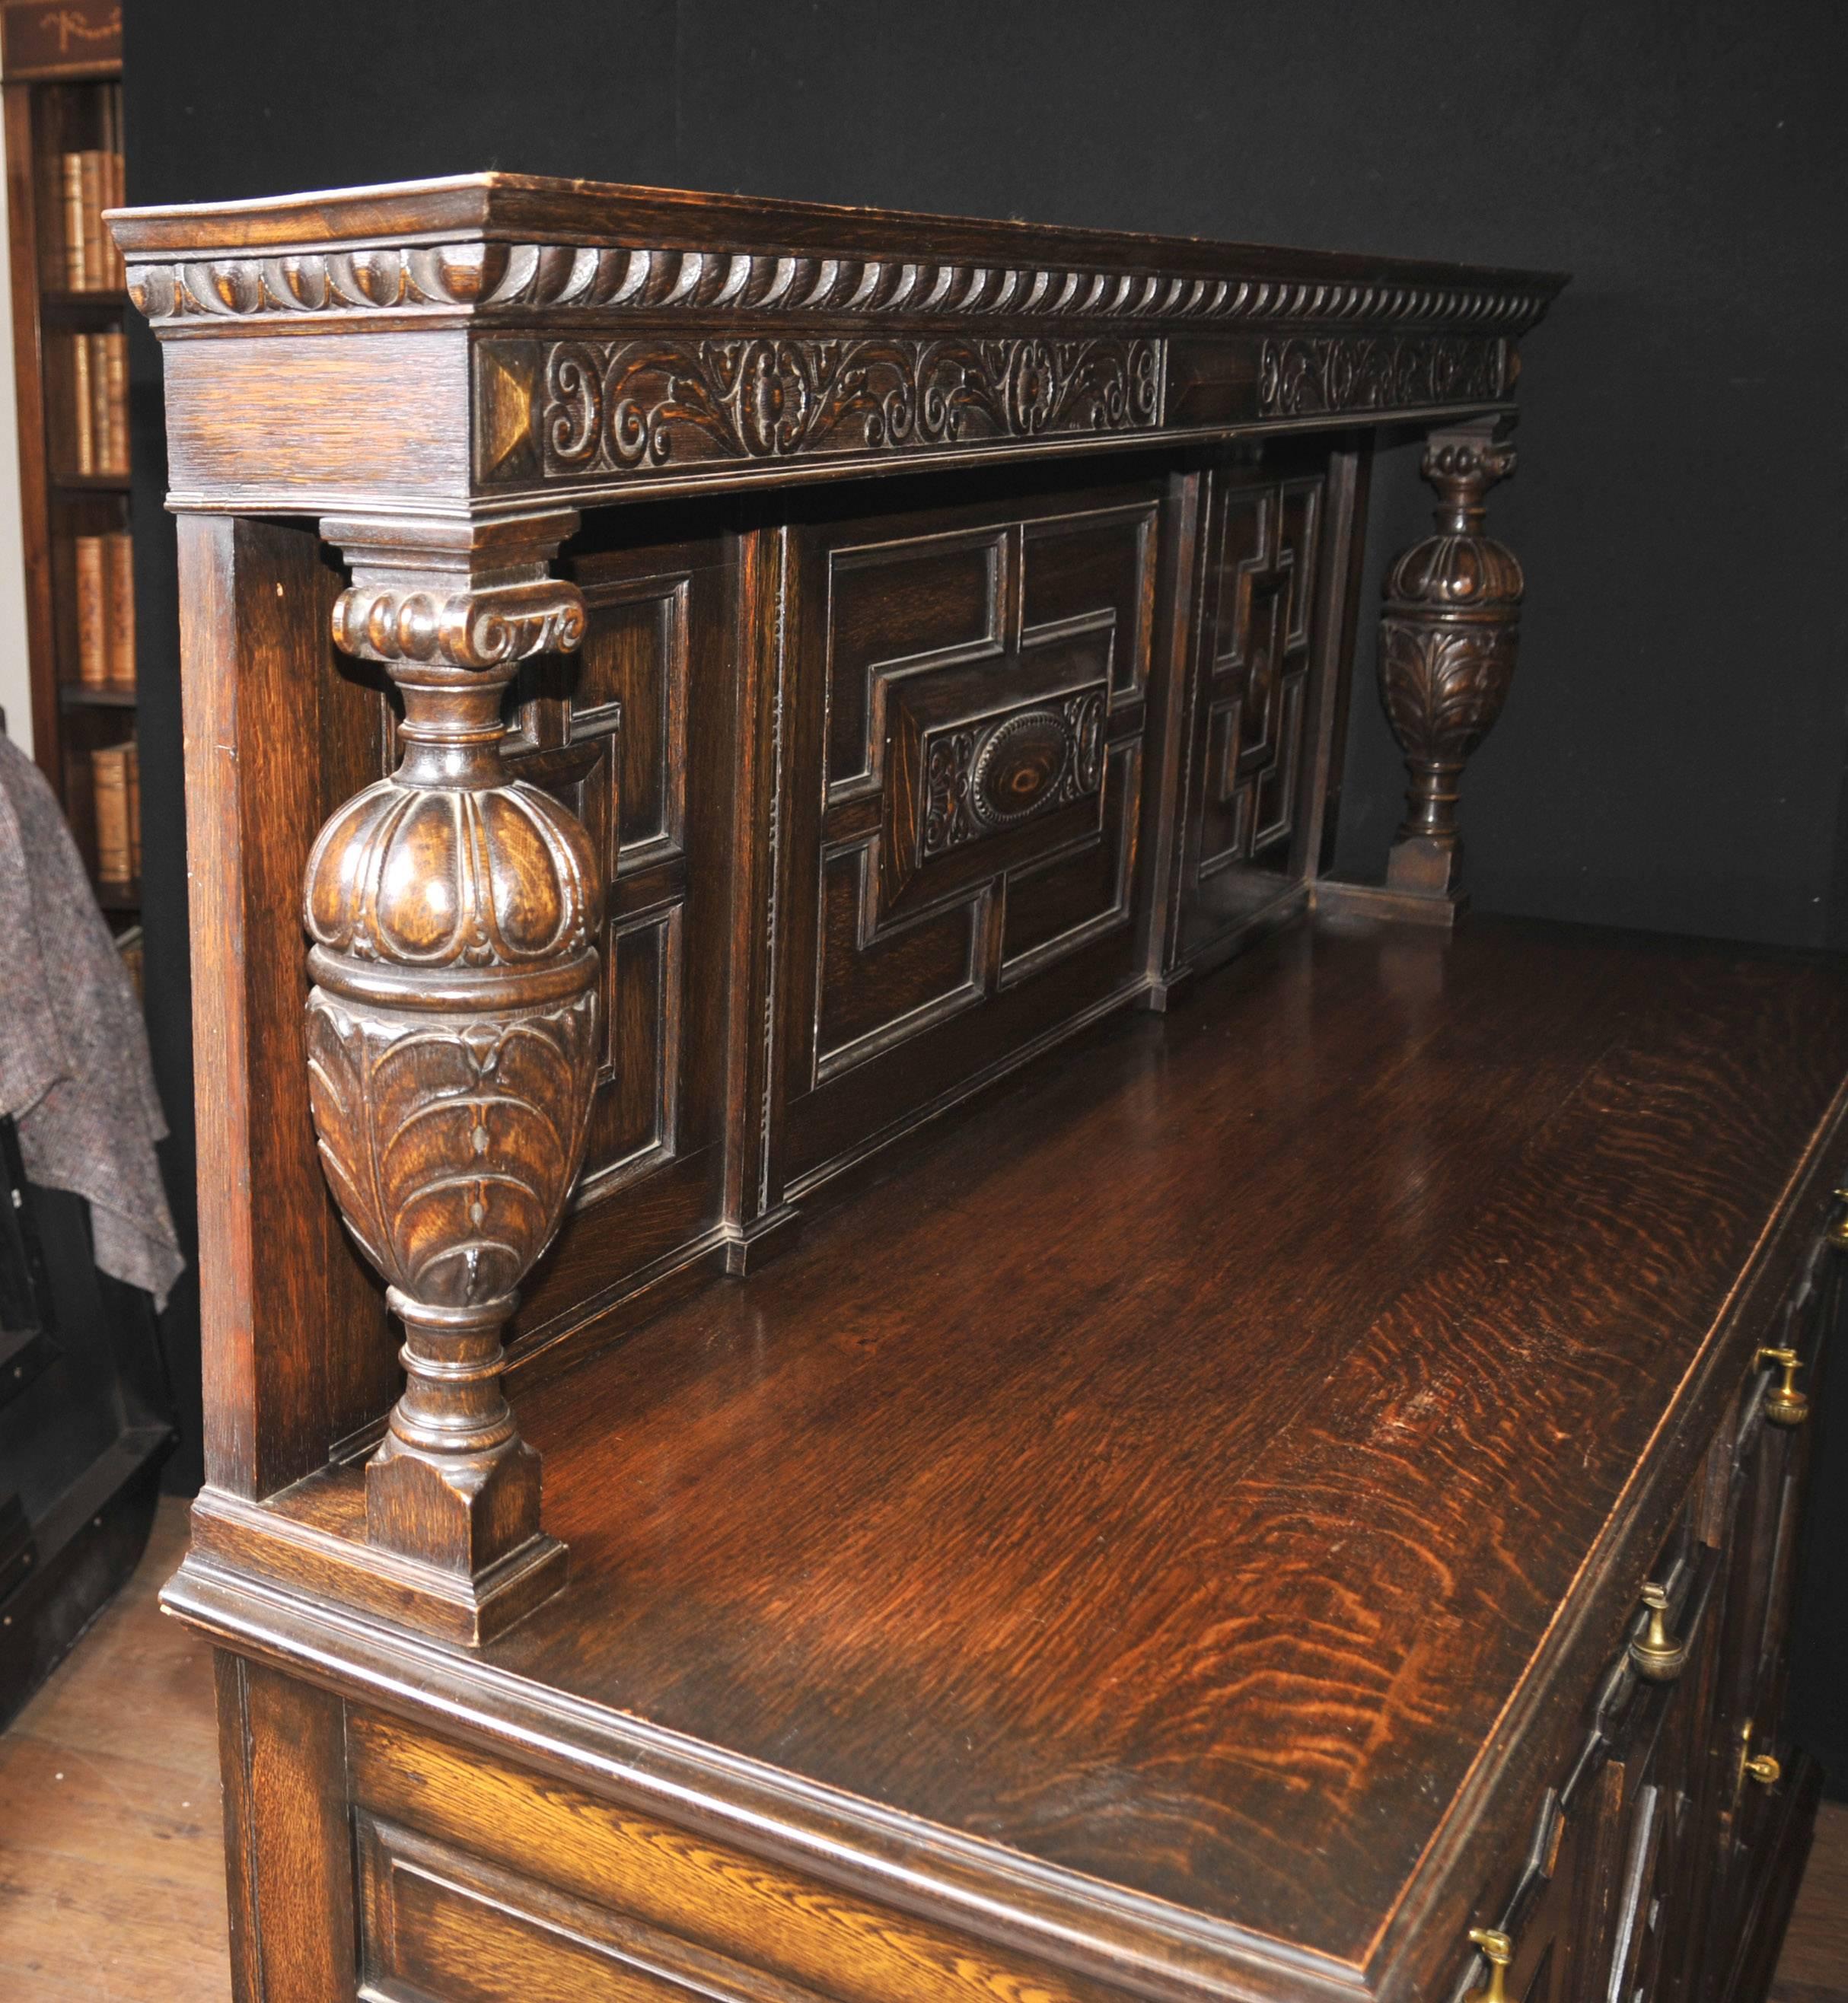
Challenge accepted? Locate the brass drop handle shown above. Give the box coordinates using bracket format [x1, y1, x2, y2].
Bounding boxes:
[1756, 1346, 1809, 1428]
[1465, 1928, 1514, 2003]
[1629, 1581, 1687, 1683]
[1738, 1719, 1782, 1792]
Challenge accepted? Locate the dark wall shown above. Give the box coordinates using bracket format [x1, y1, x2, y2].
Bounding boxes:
[120, 0, 1848, 1775]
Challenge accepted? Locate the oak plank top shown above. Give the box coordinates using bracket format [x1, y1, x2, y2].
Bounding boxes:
[484, 916, 1848, 1966]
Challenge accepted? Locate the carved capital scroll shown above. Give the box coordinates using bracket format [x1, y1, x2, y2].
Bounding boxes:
[1375, 424, 1523, 912]
[304, 511, 597, 1641]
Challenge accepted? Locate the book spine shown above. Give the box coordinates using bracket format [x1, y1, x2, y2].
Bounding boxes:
[101, 333, 127, 474]
[126, 739, 140, 879]
[89, 335, 111, 476]
[105, 532, 135, 686]
[109, 152, 126, 288]
[60, 154, 85, 289]
[70, 333, 94, 475]
[78, 152, 103, 294]
[74, 535, 108, 686]
[92, 744, 131, 884]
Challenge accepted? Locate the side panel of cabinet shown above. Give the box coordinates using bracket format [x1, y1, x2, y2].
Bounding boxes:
[505, 530, 743, 1365]
[1165, 439, 1355, 975]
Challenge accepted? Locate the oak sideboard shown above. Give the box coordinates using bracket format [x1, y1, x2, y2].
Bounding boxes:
[109, 174, 1838, 2003]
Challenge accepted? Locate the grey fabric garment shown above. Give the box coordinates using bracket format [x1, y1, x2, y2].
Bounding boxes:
[0, 734, 182, 1307]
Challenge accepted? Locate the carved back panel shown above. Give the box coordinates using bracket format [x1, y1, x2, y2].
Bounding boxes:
[767, 475, 1163, 1200]
[497, 529, 741, 1367]
[1169, 444, 1339, 961]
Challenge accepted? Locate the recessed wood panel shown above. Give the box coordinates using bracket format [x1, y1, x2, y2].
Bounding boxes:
[1171, 447, 1332, 960]
[502, 535, 736, 1355]
[773, 479, 1165, 1198]
[348, 1708, 1105, 2003]
[826, 532, 1002, 793]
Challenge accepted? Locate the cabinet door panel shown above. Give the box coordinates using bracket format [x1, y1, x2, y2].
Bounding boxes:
[1169, 443, 1335, 963]
[773, 478, 1162, 1198]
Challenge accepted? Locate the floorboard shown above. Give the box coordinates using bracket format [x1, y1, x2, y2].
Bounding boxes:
[0, 1498, 227, 2003]
[0, 1492, 1842, 2000]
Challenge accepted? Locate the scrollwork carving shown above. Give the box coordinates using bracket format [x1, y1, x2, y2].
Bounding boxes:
[539, 336, 1163, 478]
[1257, 336, 1505, 417]
[331, 576, 587, 670]
[919, 686, 1107, 858]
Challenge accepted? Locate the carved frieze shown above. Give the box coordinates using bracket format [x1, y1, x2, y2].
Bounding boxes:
[1257, 336, 1505, 417]
[525, 336, 1163, 479]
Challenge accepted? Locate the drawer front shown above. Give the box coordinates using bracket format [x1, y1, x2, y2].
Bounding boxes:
[1439, 1259, 1837, 2003]
[348, 1708, 1110, 2003]
[771, 475, 1165, 1196]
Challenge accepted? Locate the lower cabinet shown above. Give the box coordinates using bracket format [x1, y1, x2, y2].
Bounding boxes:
[1464, 1241, 1834, 2003]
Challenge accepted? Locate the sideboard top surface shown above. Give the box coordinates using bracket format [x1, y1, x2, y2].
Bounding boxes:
[383, 916, 1848, 1974]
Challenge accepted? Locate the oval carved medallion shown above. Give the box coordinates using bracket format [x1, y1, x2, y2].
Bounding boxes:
[971, 711, 1073, 829]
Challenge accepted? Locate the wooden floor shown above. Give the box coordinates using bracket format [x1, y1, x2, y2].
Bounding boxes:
[0, 1495, 1841, 2001]
[0, 1499, 228, 2001]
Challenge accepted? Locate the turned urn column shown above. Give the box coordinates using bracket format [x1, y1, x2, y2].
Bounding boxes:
[302, 512, 601, 1640]
[1374, 422, 1524, 919]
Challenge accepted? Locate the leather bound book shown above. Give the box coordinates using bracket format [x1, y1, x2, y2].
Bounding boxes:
[88, 334, 113, 475]
[73, 535, 107, 686]
[59, 154, 85, 289]
[91, 743, 131, 884]
[69, 333, 93, 475]
[125, 738, 140, 879]
[108, 152, 126, 288]
[78, 151, 103, 294]
[100, 333, 127, 473]
[104, 532, 134, 686]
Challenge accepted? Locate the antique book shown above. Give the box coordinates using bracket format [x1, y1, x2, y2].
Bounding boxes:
[78, 151, 104, 292]
[59, 152, 85, 288]
[100, 332, 127, 473]
[68, 331, 92, 473]
[90, 740, 130, 882]
[72, 533, 107, 686]
[125, 737, 139, 877]
[104, 531, 134, 685]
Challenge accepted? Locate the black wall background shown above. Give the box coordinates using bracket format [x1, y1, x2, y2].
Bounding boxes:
[119, 1, 1848, 1782]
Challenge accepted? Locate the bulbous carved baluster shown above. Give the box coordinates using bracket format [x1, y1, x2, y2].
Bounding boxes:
[1377, 427, 1523, 909]
[303, 567, 598, 1622]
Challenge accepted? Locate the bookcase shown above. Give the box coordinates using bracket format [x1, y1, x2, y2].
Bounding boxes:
[2, 0, 139, 941]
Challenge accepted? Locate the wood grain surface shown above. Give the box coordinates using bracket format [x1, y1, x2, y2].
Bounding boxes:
[0, 1500, 228, 2002]
[473, 915, 1848, 1966]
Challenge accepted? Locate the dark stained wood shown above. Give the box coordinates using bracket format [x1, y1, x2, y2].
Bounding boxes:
[113, 170, 1829, 2003]
[476, 919, 1848, 1970]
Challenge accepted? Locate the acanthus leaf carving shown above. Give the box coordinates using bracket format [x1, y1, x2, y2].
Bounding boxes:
[1375, 428, 1523, 886]
[1257, 335, 1506, 418]
[539, 336, 1164, 479]
[304, 535, 603, 1607]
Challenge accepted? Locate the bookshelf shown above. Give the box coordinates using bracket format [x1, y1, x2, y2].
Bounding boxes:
[1, 1, 139, 925]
